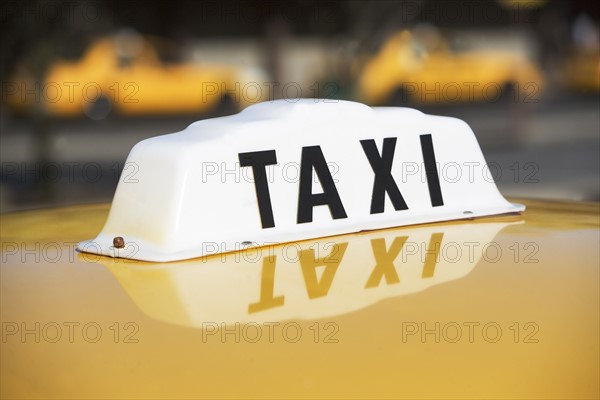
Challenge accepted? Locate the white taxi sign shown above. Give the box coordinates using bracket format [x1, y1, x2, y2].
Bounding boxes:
[78, 99, 523, 262]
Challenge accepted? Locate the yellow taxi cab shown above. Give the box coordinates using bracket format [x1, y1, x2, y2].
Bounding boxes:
[1, 100, 598, 398]
[357, 30, 544, 105]
[5, 35, 263, 118]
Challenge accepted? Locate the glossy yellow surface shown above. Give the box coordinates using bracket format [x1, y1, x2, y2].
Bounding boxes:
[1, 199, 599, 399]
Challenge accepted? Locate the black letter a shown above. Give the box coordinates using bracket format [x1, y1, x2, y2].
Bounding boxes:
[297, 146, 348, 224]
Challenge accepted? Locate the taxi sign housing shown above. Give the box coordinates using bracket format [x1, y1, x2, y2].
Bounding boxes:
[79, 100, 523, 261]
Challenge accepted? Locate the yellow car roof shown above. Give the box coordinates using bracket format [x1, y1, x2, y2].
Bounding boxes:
[1, 198, 598, 399]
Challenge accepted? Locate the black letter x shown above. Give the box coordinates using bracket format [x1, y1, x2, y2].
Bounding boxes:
[360, 138, 408, 214]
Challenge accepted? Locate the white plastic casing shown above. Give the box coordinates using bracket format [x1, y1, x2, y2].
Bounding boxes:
[79, 99, 523, 261]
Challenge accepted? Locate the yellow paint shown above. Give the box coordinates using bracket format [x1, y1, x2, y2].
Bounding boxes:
[1, 199, 598, 399]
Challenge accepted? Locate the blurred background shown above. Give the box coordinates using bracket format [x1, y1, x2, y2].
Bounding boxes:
[1, 0, 598, 212]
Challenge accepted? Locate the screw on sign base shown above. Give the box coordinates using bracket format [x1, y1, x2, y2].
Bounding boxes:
[113, 236, 125, 249]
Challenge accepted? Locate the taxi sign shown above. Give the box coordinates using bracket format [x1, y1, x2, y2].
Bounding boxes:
[78, 99, 524, 261]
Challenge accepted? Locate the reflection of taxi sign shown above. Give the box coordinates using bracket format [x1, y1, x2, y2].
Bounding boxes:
[99, 219, 517, 326]
[78, 99, 524, 262]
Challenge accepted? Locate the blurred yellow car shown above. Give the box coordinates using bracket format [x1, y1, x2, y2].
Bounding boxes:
[5, 35, 265, 118]
[357, 30, 544, 105]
